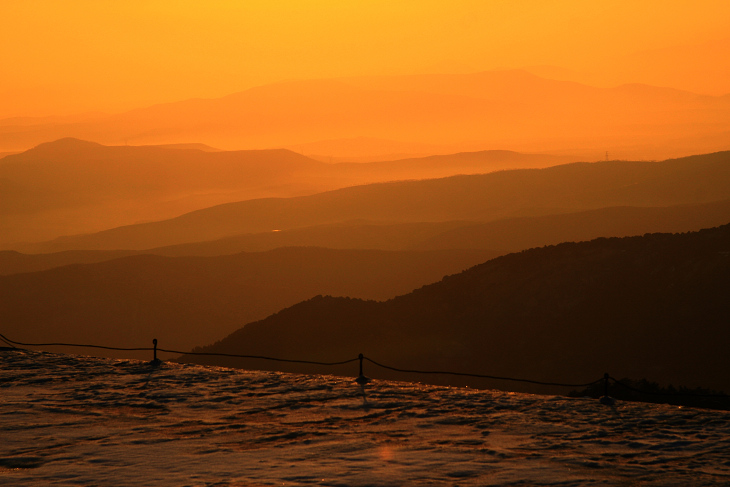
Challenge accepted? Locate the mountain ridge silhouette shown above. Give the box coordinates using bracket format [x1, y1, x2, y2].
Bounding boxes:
[0, 138, 584, 246]
[5, 198, 730, 275]
[182, 224, 730, 394]
[20, 150, 730, 252]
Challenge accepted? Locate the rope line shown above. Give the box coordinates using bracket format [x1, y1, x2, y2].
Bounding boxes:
[0, 332, 599, 387]
[1, 332, 727, 400]
[160, 348, 359, 367]
[0, 333, 357, 367]
[364, 356, 603, 388]
[0, 334, 153, 352]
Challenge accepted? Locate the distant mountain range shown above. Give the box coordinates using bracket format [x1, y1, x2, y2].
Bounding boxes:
[0, 138, 578, 245]
[19, 150, 730, 253]
[4, 143, 729, 390]
[181, 224, 730, 394]
[5, 199, 730, 276]
[1, 70, 728, 159]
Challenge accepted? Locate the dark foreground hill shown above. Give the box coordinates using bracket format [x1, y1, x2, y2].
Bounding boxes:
[181, 224, 730, 394]
[0, 247, 496, 358]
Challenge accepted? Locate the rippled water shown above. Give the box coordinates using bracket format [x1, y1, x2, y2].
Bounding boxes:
[1, 349, 729, 485]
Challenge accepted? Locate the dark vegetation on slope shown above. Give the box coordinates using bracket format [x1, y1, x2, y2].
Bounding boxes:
[181, 224, 730, 395]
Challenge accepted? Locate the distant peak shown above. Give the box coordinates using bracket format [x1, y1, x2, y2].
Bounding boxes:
[28, 138, 104, 154]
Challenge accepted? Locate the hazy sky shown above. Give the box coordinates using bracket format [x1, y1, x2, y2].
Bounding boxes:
[2, 0, 730, 117]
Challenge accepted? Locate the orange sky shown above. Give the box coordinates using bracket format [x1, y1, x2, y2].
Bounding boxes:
[2, 0, 730, 118]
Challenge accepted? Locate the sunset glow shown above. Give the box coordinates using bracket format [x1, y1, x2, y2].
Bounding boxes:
[2, 3, 730, 484]
[3, 1, 729, 118]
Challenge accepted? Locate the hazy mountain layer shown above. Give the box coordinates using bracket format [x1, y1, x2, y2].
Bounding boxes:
[416, 199, 730, 251]
[0, 139, 325, 244]
[182, 224, 730, 394]
[24, 150, 730, 252]
[0, 138, 580, 245]
[1, 70, 728, 160]
[0, 247, 497, 358]
[6, 198, 730, 276]
[0, 249, 137, 276]
[136, 198, 730, 258]
[0, 221, 475, 275]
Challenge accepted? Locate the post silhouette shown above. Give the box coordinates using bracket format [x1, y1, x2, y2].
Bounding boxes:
[151, 338, 162, 365]
[355, 353, 370, 385]
[599, 373, 615, 405]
